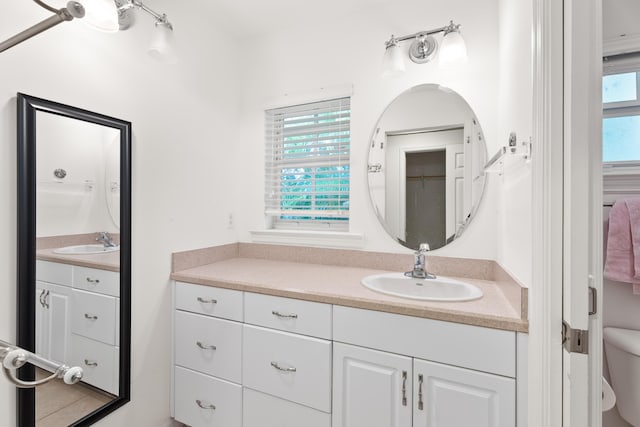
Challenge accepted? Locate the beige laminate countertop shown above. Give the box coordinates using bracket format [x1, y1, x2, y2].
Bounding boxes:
[36, 248, 120, 272]
[171, 257, 528, 333]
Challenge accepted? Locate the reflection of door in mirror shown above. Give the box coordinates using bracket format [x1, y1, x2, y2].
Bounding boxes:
[35, 113, 120, 424]
[387, 129, 464, 250]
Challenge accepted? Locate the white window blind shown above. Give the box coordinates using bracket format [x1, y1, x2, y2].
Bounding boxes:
[265, 97, 350, 228]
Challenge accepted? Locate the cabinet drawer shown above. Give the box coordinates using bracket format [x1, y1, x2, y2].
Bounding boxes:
[333, 306, 516, 377]
[174, 366, 242, 427]
[73, 266, 119, 297]
[242, 325, 331, 412]
[70, 334, 118, 395]
[244, 292, 332, 339]
[175, 311, 242, 384]
[175, 282, 243, 321]
[243, 388, 331, 427]
[36, 260, 72, 285]
[71, 290, 117, 345]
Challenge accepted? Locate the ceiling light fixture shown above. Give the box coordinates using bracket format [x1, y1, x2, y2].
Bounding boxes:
[381, 21, 467, 76]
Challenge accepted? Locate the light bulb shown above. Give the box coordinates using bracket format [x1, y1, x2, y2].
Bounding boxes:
[439, 29, 467, 67]
[381, 37, 405, 77]
[148, 22, 177, 64]
[80, 0, 119, 32]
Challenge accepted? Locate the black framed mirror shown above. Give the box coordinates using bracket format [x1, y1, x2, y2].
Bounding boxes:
[16, 93, 131, 426]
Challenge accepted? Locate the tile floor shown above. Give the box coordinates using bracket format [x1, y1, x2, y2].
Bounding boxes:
[35, 369, 114, 426]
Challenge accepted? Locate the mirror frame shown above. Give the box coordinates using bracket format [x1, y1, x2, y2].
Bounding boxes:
[16, 93, 132, 426]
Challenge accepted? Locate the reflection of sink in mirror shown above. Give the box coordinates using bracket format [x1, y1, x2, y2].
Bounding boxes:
[361, 273, 483, 302]
[53, 244, 120, 255]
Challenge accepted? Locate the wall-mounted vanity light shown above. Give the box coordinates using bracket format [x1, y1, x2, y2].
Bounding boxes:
[116, 0, 176, 63]
[0, 0, 174, 62]
[382, 21, 467, 76]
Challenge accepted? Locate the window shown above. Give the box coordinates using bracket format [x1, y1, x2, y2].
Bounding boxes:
[265, 97, 350, 230]
[603, 55, 640, 169]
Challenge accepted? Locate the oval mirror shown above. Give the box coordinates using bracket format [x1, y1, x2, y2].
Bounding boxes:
[367, 84, 487, 251]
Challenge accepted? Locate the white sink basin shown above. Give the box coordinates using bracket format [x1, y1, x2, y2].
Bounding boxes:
[361, 273, 483, 302]
[53, 244, 120, 255]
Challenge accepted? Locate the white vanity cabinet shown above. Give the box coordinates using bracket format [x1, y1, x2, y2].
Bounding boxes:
[172, 282, 332, 427]
[172, 281, 523, 427]
[173, 282, 244, 427]
[241, 293, 333, 427]
[332, 306, 517, 427]
[36, 260, 120, 395]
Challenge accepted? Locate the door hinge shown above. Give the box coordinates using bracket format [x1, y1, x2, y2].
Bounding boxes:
[562, 320, 589, 354]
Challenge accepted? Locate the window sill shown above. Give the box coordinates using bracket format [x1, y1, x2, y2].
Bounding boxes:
[249, 229, 365, 249]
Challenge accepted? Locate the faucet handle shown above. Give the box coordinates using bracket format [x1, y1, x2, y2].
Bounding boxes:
[419, 243, 430, 253]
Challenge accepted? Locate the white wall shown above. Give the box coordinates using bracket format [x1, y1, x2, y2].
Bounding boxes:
[36, 113, 119, 236]
[496, 0, 534, 287]
[235, 0, 504, 260]
[0, 0, 240, 425]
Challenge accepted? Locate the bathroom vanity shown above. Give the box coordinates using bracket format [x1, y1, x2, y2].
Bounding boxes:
[170, 243, 528, 427]
[35, 251, 120, 396]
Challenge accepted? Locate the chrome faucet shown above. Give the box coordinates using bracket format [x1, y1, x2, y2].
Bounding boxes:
[96, 232, 117, 248]
[405, 243, 436, 279]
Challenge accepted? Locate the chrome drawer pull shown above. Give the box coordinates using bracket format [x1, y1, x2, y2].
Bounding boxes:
[196, 341, 217, 351]
[418, 374, 424, 410]
[402, 370, 407, 406]
[86, 277, 100, 284]
[197, 297, 217, 304]
[270, 361, 296, 372]
[195, 400, 216, 411]
[84, 314, 98, 321]
[272, 310, 298, 319]
[84, 359, 98, 367]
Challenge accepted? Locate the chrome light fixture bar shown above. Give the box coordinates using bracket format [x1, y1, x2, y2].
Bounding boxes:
[116, 0, 172, 31]
[0, 0, 86, 53]
[382, 21, 467, 76]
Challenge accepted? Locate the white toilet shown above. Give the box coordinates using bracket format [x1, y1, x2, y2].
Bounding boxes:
[604, 327, 640, 426]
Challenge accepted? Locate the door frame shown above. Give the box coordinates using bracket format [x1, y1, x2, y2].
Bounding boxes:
[530, 0, 603, 426]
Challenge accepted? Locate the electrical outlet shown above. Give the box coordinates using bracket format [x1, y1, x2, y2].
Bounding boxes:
[227, 213, 234, 229]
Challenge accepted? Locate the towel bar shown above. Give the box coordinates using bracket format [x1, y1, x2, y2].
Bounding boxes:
[0, 339, 83, 388]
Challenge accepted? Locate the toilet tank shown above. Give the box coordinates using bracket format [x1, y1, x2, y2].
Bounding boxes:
[604, 327, 640, 426]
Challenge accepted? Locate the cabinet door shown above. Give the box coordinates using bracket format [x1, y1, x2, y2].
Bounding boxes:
[413, 358, 515, 427]
[36, 281, 72, 366]
[47, 283, 72, 365]
[333, 342, 412, 427]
